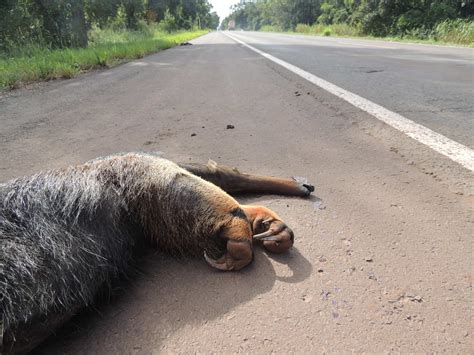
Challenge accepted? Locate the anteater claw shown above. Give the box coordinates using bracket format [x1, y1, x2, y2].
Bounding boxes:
[204, 251, 233, 271]
[292, 176, 315, 196]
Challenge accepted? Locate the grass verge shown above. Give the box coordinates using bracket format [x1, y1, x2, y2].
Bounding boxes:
[266, 20, 474, 47]
[0, 30, 208, 91]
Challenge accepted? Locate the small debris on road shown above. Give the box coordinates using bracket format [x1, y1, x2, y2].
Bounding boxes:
[411, 295, 423, 303]
[180, 42, 193, 46]
[190, 133, 196, 137]
[321, 290, 331, 300]
[226, 124, 235, 129]
[313, 199, 326, 210]
[365, 256, 374, 262]
[294, 91, 301, 96]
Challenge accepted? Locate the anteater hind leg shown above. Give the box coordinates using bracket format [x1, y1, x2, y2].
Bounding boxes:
[179, 161, 314, 197]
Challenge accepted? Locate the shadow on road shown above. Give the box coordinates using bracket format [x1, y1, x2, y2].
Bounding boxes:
[38, 242, 312, 353]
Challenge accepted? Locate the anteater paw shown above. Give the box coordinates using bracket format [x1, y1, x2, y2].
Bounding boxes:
[292, 176, 315, 196]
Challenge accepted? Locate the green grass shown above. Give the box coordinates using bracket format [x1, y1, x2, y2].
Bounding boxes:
[0, 29, 208, 90]
[260, 25, 284, 33]
[295, 23, 359, 37]
[433, 19, 474, 45]
[276, 20, 474, 47]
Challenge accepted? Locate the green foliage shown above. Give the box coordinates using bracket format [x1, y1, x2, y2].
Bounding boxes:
[158, 8, 180, 32]
[0, 0, 217, 89]
[226, 0, 321, 31]
[223, 0, 473, 45]
[433, 18, 474, 44]
[295, 23, 359, 37]
[207, 11, 220, 30]
[0, 0, 42, 53]
[295, 24, 312, 33]
[0, 29, 208, 89]
[318, 1, 350, 25]
[86, 0, 121, 27]
[0, 0, 88, 50]
[1, 0, 219, 54]
[325, 23, 359, 36]
[260, 24, 284, 32]
[88, 20, 157, 45]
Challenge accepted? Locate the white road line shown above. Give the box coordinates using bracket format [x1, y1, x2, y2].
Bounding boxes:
[336, 41, 394, 49]
[223, 31, 474, 172]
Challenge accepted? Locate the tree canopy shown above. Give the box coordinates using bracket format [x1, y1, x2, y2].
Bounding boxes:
[221, 0, 473, 38]
[0, 0, 219, 51]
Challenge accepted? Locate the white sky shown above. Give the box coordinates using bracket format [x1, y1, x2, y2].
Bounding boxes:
[209, 0, 240, 22]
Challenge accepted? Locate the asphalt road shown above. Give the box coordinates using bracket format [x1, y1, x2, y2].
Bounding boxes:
[0, 32, 472, 353]
[227, 31, 474, 148]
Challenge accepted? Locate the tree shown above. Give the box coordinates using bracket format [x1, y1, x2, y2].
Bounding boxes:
[223, 0, 472, 38]
[34, 0, 88, 47]
[121, 0, 146, 29]
[0, 0, 41, 52]
[86, 0, 121, 27]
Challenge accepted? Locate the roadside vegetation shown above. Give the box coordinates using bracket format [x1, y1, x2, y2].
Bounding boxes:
[0, 26, 208, 90]
[222, 1, 474, 46]
[0, 1, 219, 90]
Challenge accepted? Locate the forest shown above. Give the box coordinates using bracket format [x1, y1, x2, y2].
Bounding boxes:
[0, 0, 219, 52]
[222, 0, 473, 44]
[0, 1, 218, 89]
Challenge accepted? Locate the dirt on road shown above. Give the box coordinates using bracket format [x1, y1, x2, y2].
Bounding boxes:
[0, 32, 472, 353]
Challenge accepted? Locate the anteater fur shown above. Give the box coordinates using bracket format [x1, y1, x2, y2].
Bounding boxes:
[0, 152, 244, 353]
[0, 152, 313, 353]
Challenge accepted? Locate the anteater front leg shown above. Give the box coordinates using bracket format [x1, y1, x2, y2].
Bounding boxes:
[179, 161, 314, 197]
[204, 214, 254, 271]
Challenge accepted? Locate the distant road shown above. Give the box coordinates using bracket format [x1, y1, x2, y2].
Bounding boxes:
[226, 31, 474, 148]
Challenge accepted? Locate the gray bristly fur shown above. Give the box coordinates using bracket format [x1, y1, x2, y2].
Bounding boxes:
[0, 152, 234, 352]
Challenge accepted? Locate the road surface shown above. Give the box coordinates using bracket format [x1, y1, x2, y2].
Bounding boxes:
[0, 32, 472, 353]
[226, 31, 474, 148]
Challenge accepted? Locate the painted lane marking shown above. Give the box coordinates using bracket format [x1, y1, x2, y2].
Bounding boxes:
[336, 41, 395, 49]
[223, 31, 474, 172]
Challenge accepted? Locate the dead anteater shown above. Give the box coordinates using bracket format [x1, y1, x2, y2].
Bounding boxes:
[0, 152, 314, 353]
